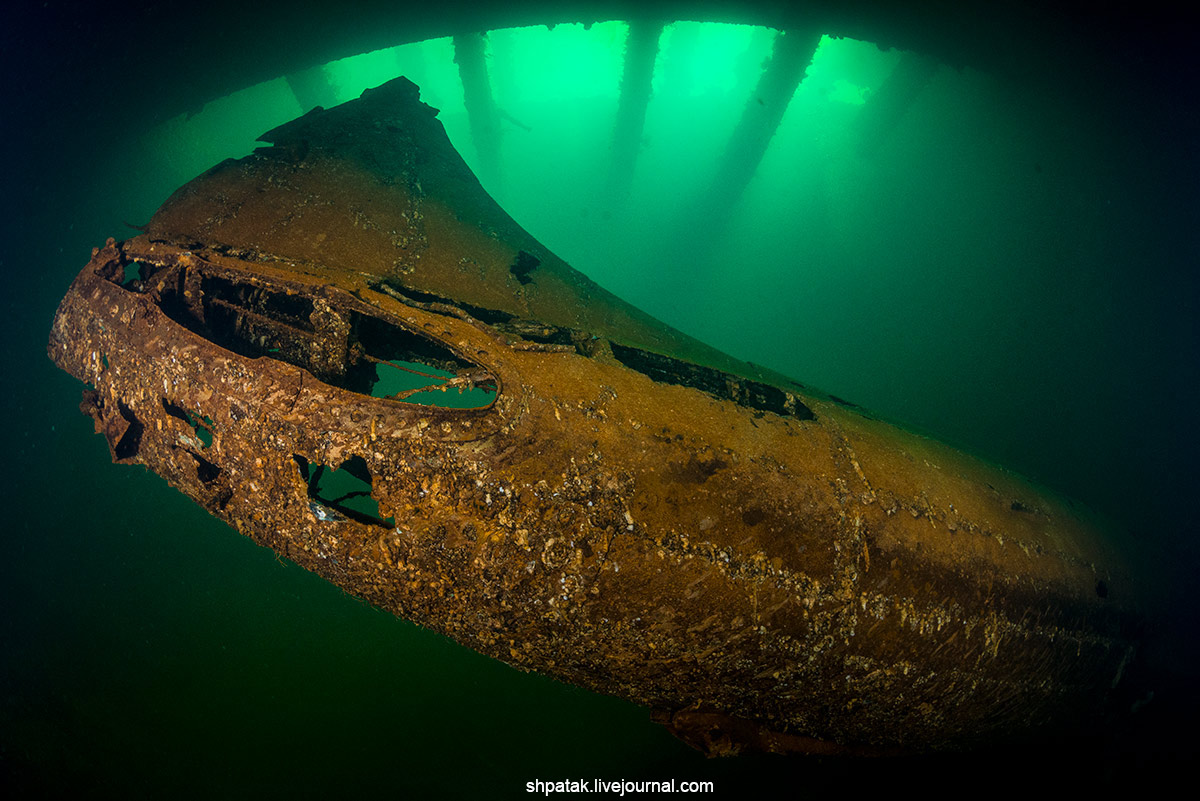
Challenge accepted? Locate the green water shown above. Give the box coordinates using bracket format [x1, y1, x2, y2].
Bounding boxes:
[3, 11, 1197, 798]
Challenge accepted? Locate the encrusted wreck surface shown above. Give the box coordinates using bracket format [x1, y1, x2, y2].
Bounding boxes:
[49, 77, 1143, 754]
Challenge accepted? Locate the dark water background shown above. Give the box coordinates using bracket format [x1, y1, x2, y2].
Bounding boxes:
[2, 1, 1197, 797]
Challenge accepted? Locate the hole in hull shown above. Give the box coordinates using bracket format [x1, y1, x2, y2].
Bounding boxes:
[294, 454, 394, 528]
[610, 343, 814, 420]
[111, 259, 498, 410]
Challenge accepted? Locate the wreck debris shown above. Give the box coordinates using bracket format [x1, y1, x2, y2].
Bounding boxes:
[49, 76, 1144, 755]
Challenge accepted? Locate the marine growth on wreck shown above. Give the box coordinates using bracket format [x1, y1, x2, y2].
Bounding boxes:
[48, 76, 1144, 755]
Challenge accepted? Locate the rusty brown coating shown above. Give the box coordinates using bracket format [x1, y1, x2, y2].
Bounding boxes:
[146, 78, 733, 375]
[48, 77, 1143, 753]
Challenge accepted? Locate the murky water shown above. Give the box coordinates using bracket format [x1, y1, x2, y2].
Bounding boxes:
[3, 13, 1196, 798]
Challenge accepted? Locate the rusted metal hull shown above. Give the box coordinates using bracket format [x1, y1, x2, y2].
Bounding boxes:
[48, 77, 1141, 754]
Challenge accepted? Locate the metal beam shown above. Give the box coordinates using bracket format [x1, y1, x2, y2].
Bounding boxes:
[853, 52, 940, 157]
[606, 19, 663, 202]
[453, 31, 503, 189]
[696, 28, 822, 232]
[285, 63, 340, 114]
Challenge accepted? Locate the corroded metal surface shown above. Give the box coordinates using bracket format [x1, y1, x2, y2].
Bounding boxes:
[49, 77, 1143, 754]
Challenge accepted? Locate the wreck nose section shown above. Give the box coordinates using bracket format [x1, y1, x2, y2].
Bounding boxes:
[46, 76, 1149, 756]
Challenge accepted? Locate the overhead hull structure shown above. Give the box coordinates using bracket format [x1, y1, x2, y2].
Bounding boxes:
[49, 77, 1142, 755]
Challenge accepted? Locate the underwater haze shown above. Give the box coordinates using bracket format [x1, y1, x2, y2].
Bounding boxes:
[2, 3, 1197, 798]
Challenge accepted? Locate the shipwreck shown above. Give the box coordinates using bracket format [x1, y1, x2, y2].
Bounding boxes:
[48, 77, 1143, 755]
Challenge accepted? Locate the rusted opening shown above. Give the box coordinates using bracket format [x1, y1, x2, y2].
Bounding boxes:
[347, 314, 497, 407]
[162, 399, 214, 448]
[294, 454, 394, 528]
[496, 319, 578, 348]
[191, 452, 221, 484]
[204, 275, 316, 333]
[610, 343, 815, 420]
[373, 279, 516, 326]
[114, 259, 498, 409]
[122, 261, 148, 289]
[111, 400, 143, 461]
[363, 357, 497, 407]
[374, 277, 598, 356]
